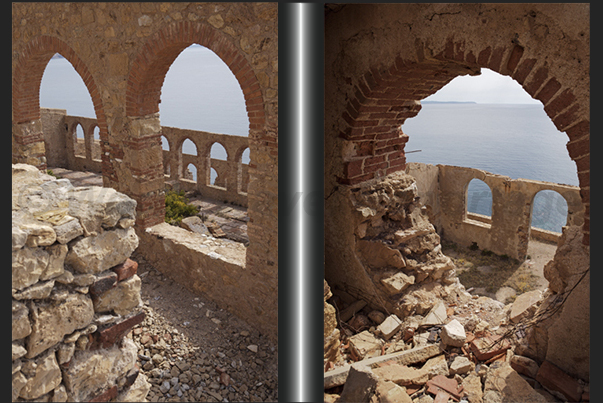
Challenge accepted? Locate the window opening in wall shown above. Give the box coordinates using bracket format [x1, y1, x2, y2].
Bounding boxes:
[531, 190, 568, 234]
[181, 138, 198, 182]
[73, 123, 85, 158]
[161, 136, 171, 177]
[91, 126, 101, 161]
[466, 178, 492, 223]
[241, 148, 250, 165]
[209, 142, 227, 188]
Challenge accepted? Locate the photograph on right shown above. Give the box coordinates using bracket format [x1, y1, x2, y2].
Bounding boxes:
[324, 4, 590, 402]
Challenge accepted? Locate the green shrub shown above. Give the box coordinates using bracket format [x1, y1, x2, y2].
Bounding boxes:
[165, 190, 199, 226]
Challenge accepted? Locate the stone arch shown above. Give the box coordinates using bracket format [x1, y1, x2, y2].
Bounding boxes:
[12, 36, 108, 170]
[125, 20, 265, 134]
[331, 5, 589, 243]
[210, 141, 228, 161]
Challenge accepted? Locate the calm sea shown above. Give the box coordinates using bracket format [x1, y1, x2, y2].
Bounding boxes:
[403, 103, 579, 232]
[40, 45, 249, 181]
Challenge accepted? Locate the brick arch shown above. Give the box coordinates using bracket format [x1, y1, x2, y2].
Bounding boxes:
[12, 35, 108, 140]
[126, 21, 265, 134]
[339, 37, 589, 243]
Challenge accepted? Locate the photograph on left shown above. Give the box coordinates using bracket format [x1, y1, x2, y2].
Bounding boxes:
[12, 3, 278, 402]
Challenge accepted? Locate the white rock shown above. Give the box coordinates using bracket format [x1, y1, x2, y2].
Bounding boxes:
[510, 290, 542, 323]
[421, 300, 447, 327]
[450, 356, 474, 375]
[62, 338, 137, 402]
[26, 293, 95, 358]
[93, 275, 142, 316]
[53, 216, 84, 244]
[378, 314, 403, 340]
[441, 319, 466, 347]
[18, 350, 62, 400]
[65, 227, 139, 274]
[247, 344, 258, 353]
[12, 246, 49, 290]
[12, 301, 31, 341]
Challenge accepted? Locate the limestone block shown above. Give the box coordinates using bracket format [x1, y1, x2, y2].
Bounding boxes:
[93, 275, 142, 316]
[13, 301, 32, 341]
[51, 384, 68, 402]
[13, 246, 49, 290]
[510, 355, 540, 379]
[41, 243, 68, 280]
[13, 223, 28, 250]
[180, 215, 210, 235]
[381, 272, 415, 295]
[421, 354, 449, 378]
[13, 342, 28, 360]
[19, 351, 62, 400]
[450, 356, 474, 375]
[22, 222, 57, 247]
[441, 319, 466, 347]
[67, 186, 137, 235]
[338, 363, 378, 403]
[116, 372, 151, 402]
[484, 362, 546, 403]
[373, 363, 429, 386]
[66, 227, 139, 274]
[375, 380, 413, 403]
[378, 314, 403, 340]
[348, 330, 383, 360]
[53, 216, 84, 244]
[509, 290, 542, 323]
[13, 370, 28, 401]
[357, 239, 406, 269]
[26, 293, 95, 358]
[57, 343, 75, 365]
[421, 300, 447, 327]
[13, 280, 55, 300]
[62, 338, 137, 402]
[462, 373, 483, 403]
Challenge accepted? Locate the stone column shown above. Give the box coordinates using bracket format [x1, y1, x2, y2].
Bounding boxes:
[12, 120, 47, 170]
[122, 114, 165, 228]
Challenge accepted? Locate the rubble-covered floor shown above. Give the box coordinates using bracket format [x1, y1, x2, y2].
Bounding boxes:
[324, 277, 589, 403]
[47, 167, 248, 245]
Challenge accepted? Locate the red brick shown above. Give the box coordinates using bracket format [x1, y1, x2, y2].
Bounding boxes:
[553, 103, 582, 132]
[544, 88, 576, 119]
[488, 47, 505, 72]
[344, 159, 364, 178]
[523, 66, 548, 97]
[477, 46, 492, 67]
[364, 161, 388, 174]
[111, 258, 139, 282]
[535, 77, 562, 105]
[574, 154, 589, 173]
[566, 136, 589, 159]
[506, 44, 524, 74]
[426, 375, 464, 401]
[92, 311, 146, 350]
[536, 360, 582, 402]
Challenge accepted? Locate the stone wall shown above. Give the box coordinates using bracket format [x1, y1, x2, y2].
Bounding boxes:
[405, 162, 584, 260]
[324, 171, 463, 321]
[12, 164, 150, 402]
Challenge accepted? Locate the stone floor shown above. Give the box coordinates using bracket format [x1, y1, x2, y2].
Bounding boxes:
[47, 167, 248, 245]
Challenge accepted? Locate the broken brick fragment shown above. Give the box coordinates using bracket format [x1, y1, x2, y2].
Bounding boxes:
[111, 258, 138, 282]
[536, 360, 582, 402]
[469, 334, 510, 361]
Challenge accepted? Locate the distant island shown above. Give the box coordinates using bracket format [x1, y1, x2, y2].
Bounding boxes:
[421, 101, 477, 104]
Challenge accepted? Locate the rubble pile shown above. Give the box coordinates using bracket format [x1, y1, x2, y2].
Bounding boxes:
[12, 164, 150, 402]
[324, 286, 589, 402]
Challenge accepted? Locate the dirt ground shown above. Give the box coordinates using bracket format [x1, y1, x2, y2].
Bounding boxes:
[442, 238, 557, 304]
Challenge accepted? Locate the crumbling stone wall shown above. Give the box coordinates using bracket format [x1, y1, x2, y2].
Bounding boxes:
[14, 2, 278, 339]
[405, 162, 584, 260]
[12, 164, 149, 402]
[325, 3, 589, 245]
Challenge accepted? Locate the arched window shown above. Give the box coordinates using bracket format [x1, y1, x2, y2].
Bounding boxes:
[209, 142, 228, 188]
[73, 123, 85, 158]
[181, 139, 198, 181]
[466, 178, 493, 218]
[531, 190, 569, 233]
[184, 163, 197, 183]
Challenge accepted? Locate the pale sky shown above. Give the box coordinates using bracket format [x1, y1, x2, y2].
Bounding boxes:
[423, 68, 541, 104]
